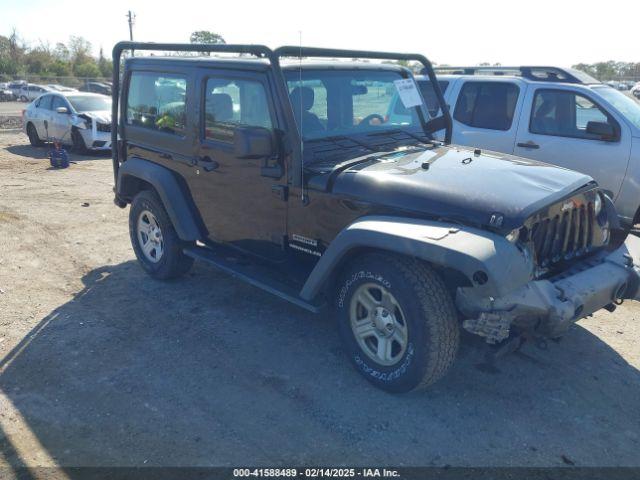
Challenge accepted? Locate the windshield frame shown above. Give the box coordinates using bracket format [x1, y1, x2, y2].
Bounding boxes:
[66, 95, 112, 113]
[592, 85, 640, 131]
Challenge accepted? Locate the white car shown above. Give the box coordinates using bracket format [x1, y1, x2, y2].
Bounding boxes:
[47, 84, 78, 92]
[8, 80, 26, 97]
[23, 91, 112, 152]
[632, 82, 640, 99]
[18, 84, 54, 102]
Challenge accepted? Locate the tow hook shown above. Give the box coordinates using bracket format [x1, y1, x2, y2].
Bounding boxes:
[485, 334, 525, 362]
[604, 303, 617, 313]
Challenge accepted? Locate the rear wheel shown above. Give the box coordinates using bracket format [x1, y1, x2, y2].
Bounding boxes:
[129, 190, 194, 280]
[26, 123, 43, 146]
[335, 253, 460, 393]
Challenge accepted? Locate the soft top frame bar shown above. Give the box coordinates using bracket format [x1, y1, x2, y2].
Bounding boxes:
[111, 41, 452, 189]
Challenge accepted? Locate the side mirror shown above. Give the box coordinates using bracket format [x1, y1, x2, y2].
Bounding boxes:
[56, 106, 69, 114]
[234, 126, 274, 159]
[586, 121, 617, 141]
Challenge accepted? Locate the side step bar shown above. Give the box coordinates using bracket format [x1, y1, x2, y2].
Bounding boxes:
[183, 245, 324, 314]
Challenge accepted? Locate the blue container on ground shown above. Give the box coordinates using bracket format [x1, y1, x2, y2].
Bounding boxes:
[49, 146, 69, 168]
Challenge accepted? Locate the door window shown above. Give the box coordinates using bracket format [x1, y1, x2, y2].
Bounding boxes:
[203, 78, 273, 143]
[530, 89, 615, 140]
[36, 95, 53, 110]
[126, 72, 187, 136]
[51, 96, 68, 111]
[454, 81, 519, 130]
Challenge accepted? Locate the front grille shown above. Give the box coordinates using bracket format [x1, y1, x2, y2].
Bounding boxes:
[530, 201, 595, 268]
[96, 122, 111, 132]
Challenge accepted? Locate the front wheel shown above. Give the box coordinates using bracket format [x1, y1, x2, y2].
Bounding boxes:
[71, 128, 88, 153]
[335, 253, 460, 393]
[129, 190, 194, 280]
[26, 123, 43, 146]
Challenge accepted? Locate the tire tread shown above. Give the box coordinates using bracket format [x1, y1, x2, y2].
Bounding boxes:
[345, 252, 459, 391]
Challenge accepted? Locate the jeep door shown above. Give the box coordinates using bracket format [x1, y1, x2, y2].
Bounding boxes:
[514, 85, 631, 199]
[192, 68, 287, 260]
[124, 67, 197, 206]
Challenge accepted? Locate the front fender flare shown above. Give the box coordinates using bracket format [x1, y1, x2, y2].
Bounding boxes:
[117, 157, 201, 241]
[299, 216, 532, 301]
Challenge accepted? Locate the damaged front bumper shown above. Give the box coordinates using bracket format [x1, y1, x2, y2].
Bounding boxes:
[79, 127, 112, 151]
[457, 234, 640, 343]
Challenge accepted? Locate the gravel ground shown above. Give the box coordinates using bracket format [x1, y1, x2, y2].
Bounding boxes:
[0, 131, 639, 473]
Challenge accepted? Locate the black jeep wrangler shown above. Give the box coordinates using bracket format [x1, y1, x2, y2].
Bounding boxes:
[111, 42, 640, 393]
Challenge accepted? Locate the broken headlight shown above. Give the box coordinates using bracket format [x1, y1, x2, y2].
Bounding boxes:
[594, 191, 610, 244]
[505, 228, 520, 244]
[594, 192, 603, 216]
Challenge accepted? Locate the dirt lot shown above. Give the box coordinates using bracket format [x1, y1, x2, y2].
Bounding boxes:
[0, 102, 24, 117]
[0, 131, 639, 474]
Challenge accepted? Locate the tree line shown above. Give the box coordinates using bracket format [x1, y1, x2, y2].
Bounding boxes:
[0, 30, 227, 82]
[0, 30, 112, 81]
[3, 28, 636, 83]
[571, 61, 640, 81]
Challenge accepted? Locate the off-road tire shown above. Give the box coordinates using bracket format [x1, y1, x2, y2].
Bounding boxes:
[26, 123, 43, 146]
[335, 253, 459, 393]
[71, 128, 88, 153]
[129, 190, 194, 280]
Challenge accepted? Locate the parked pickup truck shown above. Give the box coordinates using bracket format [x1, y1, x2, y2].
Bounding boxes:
[389, 66, 640, 229]
[111, 44, 640, 393]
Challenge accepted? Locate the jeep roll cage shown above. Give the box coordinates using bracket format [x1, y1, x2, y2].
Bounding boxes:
[111, 41, 453, 190]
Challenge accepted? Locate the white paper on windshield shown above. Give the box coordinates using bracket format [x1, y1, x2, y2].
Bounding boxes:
[394, 79, 422, 108]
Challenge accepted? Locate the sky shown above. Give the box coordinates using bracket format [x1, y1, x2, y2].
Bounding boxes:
[0, 0, 637, 66]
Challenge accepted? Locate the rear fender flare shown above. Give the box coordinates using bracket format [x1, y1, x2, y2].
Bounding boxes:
[117, 157, 201, 241]
[299, 216, 533, 301]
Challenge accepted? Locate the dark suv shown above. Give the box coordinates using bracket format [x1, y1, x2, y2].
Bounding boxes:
[111, 42, 640, 393]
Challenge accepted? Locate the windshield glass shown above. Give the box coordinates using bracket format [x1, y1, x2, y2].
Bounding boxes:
[67, 95, 111, 112]
[593, 86, 640, 130]
[285, 69, 431, 140]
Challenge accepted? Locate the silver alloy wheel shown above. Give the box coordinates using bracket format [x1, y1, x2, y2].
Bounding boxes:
[349, 283, 408, 366]
[137, 210, 164, 263]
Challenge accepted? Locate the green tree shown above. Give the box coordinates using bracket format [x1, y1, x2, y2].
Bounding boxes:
[49, 60, 71, 77]
[190, 30, 226, 44]
[68, 36, 93, 66]
[0, 57, 18, 75]
[97, 47, 112, 77]
[54, 42, 70, 62]
[24, 43, 55, 75]
[8, 28, 26, 65]
[74, 61, 100, 78]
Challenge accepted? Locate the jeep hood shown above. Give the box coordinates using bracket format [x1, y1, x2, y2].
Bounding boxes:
[314, 146, 595, 233]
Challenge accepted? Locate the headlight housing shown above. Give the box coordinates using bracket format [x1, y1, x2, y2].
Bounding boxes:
[594, 192, 603, 216]
[505, 228, 520, 244]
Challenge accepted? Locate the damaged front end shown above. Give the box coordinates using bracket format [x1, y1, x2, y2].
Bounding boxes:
[457, 189, 640, 344]
[72, 112, 112, 150]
